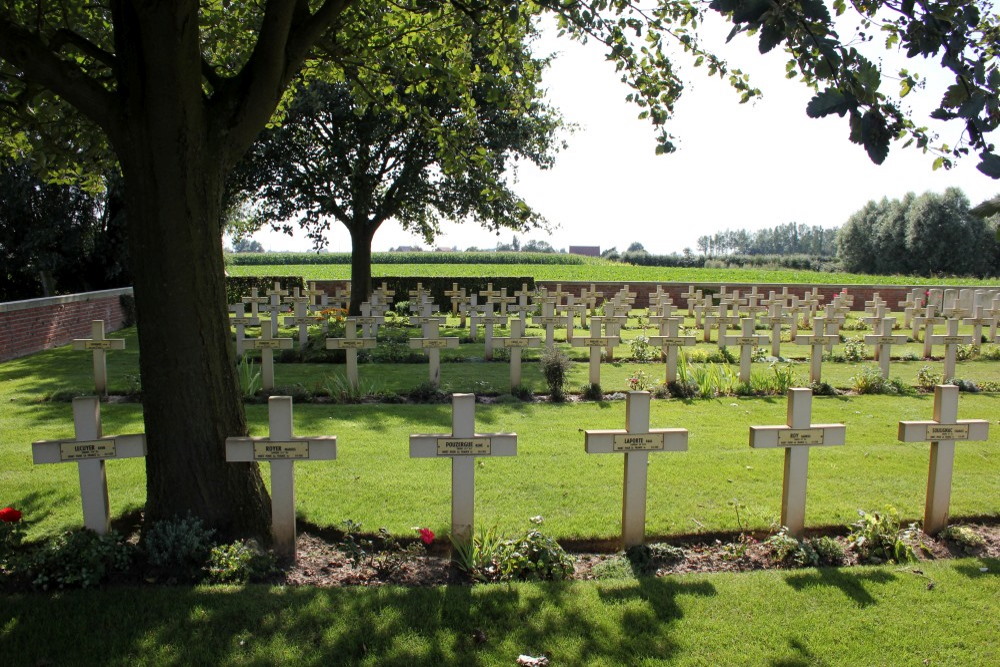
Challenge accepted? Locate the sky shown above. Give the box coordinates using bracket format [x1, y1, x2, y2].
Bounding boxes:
[247, 13, 999, 256]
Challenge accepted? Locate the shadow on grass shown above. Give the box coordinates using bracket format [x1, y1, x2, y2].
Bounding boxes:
[783, 567, 897, 607]
[0, 578, 716, 665]
[953, 557, 999, 579]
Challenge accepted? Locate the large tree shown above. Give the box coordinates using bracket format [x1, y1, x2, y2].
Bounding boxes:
[2, 1, 999, 537]
[229, 29, 563, 314]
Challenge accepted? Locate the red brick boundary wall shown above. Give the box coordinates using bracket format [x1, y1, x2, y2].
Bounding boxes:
[0, 288, 133, 362]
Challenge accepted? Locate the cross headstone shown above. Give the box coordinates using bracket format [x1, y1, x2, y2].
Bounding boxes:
[590, 314, 627, 360]
[226, 396, 336, 559]
[229, 303, 260, 356]
[72, 320, 126, 395]
[443, 283, 465, 315]
[898, 384, 990, 534]
[681, 285, 698, 316]
[532, 300, 571, 351]
[584, 391, 688, 547]
[325, 319, 377, 389]
[355, 304, 385, 338]
[794, 317, 839, 383]
[914, 305, 946, 358]
[962, 305, 990, 350]
[480, 312, 508, 360]
[489, 288, 517, 317]
[721, 318, 769, 382]
[762, 304, 792, 357]
[863, 317, 908, 379]
[928, 318, 973, 380]
[649, 317, 696, 382]
[571, 334, 619, 386]
[241, 287, 269, 319]
[32, 397, 146, 534]
[283, 299, 324, 346]
[821, 304, 845, 353]
[409, 394, 516, 545]
[749, 388, 846, 537]
[408, 319, 459, 386]
[495, 318, 542, 387]
[248, 320, 293, 389]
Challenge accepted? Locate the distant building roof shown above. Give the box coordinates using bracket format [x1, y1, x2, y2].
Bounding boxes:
[568, 246, 600, 257]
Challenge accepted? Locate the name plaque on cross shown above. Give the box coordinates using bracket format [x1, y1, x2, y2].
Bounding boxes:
[613, 433, 666, 452]
[421, 339, 451, 349]
[777, 429, 825, 446]
[253, 441, 312, 460]
[59, 440, 117, 461]
[83, 340, 115, 350]
[925, 424, 970, 441]
[436, 438, 493, 456]
[504, 338, 534, 347]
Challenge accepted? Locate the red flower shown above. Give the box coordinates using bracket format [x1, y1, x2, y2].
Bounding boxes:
[418, 527, 434, 545]
[0, 507, 22, 523]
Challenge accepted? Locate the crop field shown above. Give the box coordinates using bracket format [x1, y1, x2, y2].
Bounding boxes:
[226, 261, 1000, 286]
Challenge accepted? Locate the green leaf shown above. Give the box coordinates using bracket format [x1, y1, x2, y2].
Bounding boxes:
[806, 89, 852, 118]
[975, 152, 1000, 179]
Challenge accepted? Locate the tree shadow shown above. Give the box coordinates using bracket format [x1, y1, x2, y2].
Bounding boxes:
[952, 557, 999, 579]
[783, 567, 896, 607]
[0, 578, 716, 665]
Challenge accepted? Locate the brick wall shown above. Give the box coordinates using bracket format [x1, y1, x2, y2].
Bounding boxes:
[0, 288, 133, 362]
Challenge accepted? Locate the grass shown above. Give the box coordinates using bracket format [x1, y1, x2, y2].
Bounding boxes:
[225, 262, 1000, 286]
[1, 559, 997, 665]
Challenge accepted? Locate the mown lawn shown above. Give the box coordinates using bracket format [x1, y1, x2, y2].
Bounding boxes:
[2, 559, 997, 665]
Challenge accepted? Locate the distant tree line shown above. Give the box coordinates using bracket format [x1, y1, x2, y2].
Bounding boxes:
[696, 222, 838, 257]
[837, 188, 1000, 277]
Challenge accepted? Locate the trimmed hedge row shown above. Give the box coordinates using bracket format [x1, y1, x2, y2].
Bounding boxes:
[225, 275, 305, 305]
[225, 251, 602, 266]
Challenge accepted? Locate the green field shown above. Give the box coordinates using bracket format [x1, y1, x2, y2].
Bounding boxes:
[225, 262, 1000, 286]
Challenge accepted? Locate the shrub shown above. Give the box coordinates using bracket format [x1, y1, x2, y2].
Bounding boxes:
[540, 348, 572, 400]
[143, 515, 216, 581]
[628, 335, 657, 362]
[408, 382, 448, 403]
[948, 378, 980, 393]
[916, 365, 941, 391]
[626, 370, 652, 391]
[808, 536, 846, 566]
[205, 540, 277, 584]
[955, 344, 976, 361]
[494, 530, 574, 582]
[340, 521, 424, 580]
[848, 507, 917, 564]
[666, 379, 698, 399]
[842, 336, 868, 362]
[510, 384, 533, 401]
[938, 525, 985, 553]
[624, 543, 685, 574]
[851, 365, 911, 395]
[581, 383, 603, 400]
[809, 380, 837, 396]
[25, 529, 133, 590]
[765, 528, 817, 567]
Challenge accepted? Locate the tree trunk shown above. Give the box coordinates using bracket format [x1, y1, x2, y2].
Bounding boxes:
[112, 4, 270, 539]
[349, 224, 376, 316]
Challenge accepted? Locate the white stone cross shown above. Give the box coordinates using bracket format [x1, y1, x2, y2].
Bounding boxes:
[898, 384, 989, 534]
[762, 304, 792, 357]
[248, 320, 293, 389]
[408, 319, 459, 386]
[681, 285, 698, 316]
[226, 396, 336, 559]
[32, 397, 146, 534]
[649, 317, 696, 383]
[259, 300, 290, 333]
[749, 388, 846, 537]
[914, 305, 946, 358]
[495, 318, 542, 388]
[443, 283, 465, 314]
[962, 305, 990, 350]
[928, 318, 973, 380]
[821, 304, 845, 353]
[721, 318, 769, 382]
[72, 320, 126, 395]
[325, 319, 377, 389]
[794, 317, 839, 383]
[863, 317, 907, 378]
[479, 312, 508, 360]
[410, 394, 516, 545]
[355, 304, 384, 338]
[589, 314, 627, 360]
[229, 303, 260, 356]
[572, 334, 619, 386]
[532, 303, 571, 351]
[241, 287, 270, 319]
[489, 288, 517, 317]
[584, 391, 688, 547]
[283, 299, 324, 346]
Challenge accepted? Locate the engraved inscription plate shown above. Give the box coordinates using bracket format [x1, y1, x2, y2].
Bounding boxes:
[926, 424, 970, 441]
[253, 340, 283, 349]
[941, 336, 968, 344]
[504, 338, 533, 347]
[736, 337, 761, 345]
[613, 433, 665, 452]
[437, 438, 491, 455]
[60, 440, 116, 461]
[84, 341, 114, 350]
[254, 441, 310, 460]
[582, 338, 607, 346]
[422, 339, 449, 348]
[777, 429, 825, 446]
